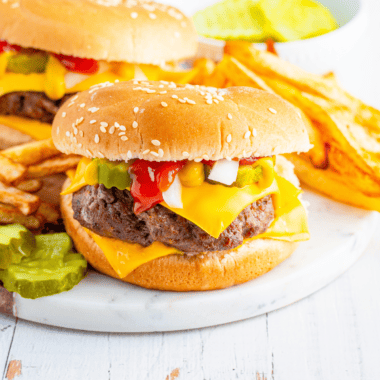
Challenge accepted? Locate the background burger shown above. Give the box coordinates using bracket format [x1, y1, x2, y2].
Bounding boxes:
[0, 0, 197, 139]
[54, 80, 310, 291]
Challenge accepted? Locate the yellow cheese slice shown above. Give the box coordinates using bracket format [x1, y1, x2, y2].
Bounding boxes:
[83, 174, 308, 278]
[85, 228, 182, 278]
[0, 115, 52, 140]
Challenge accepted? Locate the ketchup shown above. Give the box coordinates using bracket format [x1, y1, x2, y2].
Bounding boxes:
[0, 40, 21, 53]
[53, 53, 99, 74]
[129, 160, 186, 214]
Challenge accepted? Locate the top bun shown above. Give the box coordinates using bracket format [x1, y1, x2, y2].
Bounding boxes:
[0, 0, 197, 64]
[52, 80, 311, 162]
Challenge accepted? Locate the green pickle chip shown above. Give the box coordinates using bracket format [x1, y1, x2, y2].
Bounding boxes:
[234, 165, 263, 187]
[7, 53, 49, 75]
[0, 224, 36, 270]
[0, 233, 87, 299]
[97, 159, 132, 190]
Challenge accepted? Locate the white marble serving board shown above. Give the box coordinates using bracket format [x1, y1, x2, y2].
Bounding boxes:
[12, 190, 378, 333]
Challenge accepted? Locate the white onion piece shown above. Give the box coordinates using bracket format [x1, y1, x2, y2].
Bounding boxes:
[134, 65, 148, 80]
[64, 72, 90, 89]
[162, 175, 183, 209]
[208, 159, 239, 186]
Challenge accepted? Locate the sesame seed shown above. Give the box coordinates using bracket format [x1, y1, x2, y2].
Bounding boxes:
[114, 122, 120, 128]
[121, 136, 128, 141]
[161, 102, 168, 107]
[149, 13, 156, 19]
[213, 99, 219, 104]
[77, 117, 84, 125]
[151, 140, 161, 146]
[202, 154, 209, 160]
[65, 131, 70, 137]
[100, 122, 108, 127]
[160, 91, 167, 95]
[252, 129, 257, 136]
[90, 120, 96, 124]
[86, 149, 92, 156]
[206, 99, 213, 105]
[98, 152, 104, 158]
[182, 151, 190, 157]
[109, 126, 115, 134]
[68, 103, 74, 107]
[269, 108, 277, 114]
[56, 127, 60, 134]
[73, 126, 78, 135]
[133, 87, 142, 91]
[227, 113, 233, 120]
[178, 99, 186, 104]
[226, 134, 232, 143]
[158, 149, 164, 157]
[100, 126, 107, 133]
[151, 151, 159, 157]
[89, 107, 99, 113]
[132, 121, 138, 129]
[118, 132, 125, 136]
[119, 125, 126, 131]
[186, 99, 196, 105]
[134, 107, 139, 114]
[72, 95, 79, 101]
[172, 95, 178, 99]
[62, 112, 66, 118]
[131, 12, 138, 19]
[244, 131, 251, 139]
[80, 103, 85, 108]
[143, 149, 150, 155]
[79, 131, 84, 137]
[146, 89, 156, 94]
[194, 158, 202, 162]
[160, 80, 169, 84]
[94, 134, 100, 143]
[78, 143, 82, 148]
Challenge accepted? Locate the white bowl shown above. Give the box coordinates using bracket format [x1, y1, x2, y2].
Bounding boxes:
[196, 0, 368, 75]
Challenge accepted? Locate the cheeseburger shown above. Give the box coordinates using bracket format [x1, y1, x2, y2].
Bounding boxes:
[54, 80, 310, 291]
[0, 0, 197, 136]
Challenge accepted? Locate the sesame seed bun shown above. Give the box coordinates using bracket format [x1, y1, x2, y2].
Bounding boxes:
[0, 0, 197, 64]
[60, 156, 299, 291]
[52, 81, 311, 161]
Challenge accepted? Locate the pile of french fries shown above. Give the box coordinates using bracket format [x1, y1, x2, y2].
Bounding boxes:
[191, 41, 380, 211]
[0, 138, 80, 230]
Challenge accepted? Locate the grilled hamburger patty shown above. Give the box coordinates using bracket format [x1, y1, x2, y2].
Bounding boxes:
[72, 184, 275, 253]
[0, 92, 73, 123]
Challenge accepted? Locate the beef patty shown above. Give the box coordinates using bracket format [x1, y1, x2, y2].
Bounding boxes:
[72, 184, 275, 253]
[0, 92, 74, 123]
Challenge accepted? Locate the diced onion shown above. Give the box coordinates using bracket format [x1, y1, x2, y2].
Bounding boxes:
[208, 159, 239, 186]
[162, 175, 183, 209]
[64, 72, 90, 89]
[134, 65, 148, 80]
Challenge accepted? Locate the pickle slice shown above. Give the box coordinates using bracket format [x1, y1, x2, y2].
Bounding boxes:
[234, 165, 263, 187]
[0, 233, 87, 299]
[7, 53, 48, 74]
[0, 224, 36, 269]
[97, 159, 132, 190]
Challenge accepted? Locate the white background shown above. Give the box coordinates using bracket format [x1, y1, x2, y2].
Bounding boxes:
[1, 0, 380, 379]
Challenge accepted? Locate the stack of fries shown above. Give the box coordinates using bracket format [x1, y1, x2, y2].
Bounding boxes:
[192, 41, 380, 211]
[0, 138, 80, 230]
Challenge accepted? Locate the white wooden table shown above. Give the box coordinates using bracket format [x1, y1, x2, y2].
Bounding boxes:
[1, 0, 380, 378]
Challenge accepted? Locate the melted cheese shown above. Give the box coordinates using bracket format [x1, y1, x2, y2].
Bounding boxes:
[0, 115, 52, 140]
[83, 175, 308, 278]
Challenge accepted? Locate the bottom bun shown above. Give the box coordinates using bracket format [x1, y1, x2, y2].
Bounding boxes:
[61, 179, 299, 291]
[287, 154, 380, 212]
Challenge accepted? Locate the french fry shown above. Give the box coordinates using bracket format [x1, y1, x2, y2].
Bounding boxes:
[0, 181, 41, 215]
[191, 58, 216, 85]
[35, 202, 60, 224]
[202, 64, 229, 88]
[216, 55, 275, 93]
[0, 154, 26, 185]
[16, 179, 43, 193]
[26, 155, 81, 179]
[0, 203, 41, 229]
[224, 41, 355, 107]
[1, 138, 60, 166]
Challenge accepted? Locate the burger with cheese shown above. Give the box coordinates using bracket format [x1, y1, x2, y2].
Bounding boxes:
[54, 80, 310, 291]
[0, 0, 197, 139]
